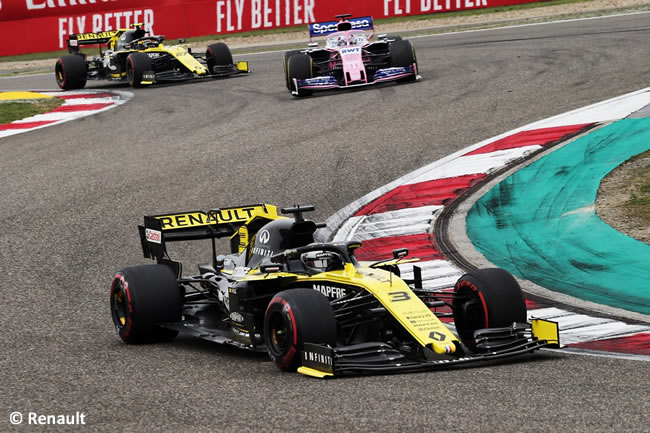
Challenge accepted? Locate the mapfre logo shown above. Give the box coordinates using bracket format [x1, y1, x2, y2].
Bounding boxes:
[26, 0, 118, 10]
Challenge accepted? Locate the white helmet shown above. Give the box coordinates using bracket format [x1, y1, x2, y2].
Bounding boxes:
[300, 250, 344, 273]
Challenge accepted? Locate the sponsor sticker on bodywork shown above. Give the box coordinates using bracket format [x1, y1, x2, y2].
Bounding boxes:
[308, 16, 373, 37]
[145, 228, 162, 244]
[155, 206, 263, 230]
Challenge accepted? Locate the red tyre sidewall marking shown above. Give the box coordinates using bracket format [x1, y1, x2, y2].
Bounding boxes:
[266, 297, 298, 368]
[457, 280, 489, 328]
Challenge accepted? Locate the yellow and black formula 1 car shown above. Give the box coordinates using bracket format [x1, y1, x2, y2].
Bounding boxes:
[110, 204, 560, 377]
[55, 24, 249, 90]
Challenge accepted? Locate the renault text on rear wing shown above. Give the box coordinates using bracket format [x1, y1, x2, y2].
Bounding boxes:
[137, 204, 279, 275]
[308, 16, 373, 38]
[67, 30, 120, 52]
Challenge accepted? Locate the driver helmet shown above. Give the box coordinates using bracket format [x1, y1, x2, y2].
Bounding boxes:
[300, 250, 344, 274]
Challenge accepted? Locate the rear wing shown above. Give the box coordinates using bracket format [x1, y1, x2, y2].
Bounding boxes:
[308, 16, 373, 39]
[67, 30, 120, 53]
[138, 204, 279, 275]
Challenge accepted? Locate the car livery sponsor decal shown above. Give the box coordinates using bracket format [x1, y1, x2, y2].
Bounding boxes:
[155, 206, 260, 230]
[308, 16, 373, 37]
[340, 46, 361, 56]
[258, 229, 270, 244]
[232, 266, 250, 278]
[75, 30, 119, 41]
[302, 350, 332, 366]
[301, 343, 335, 374]
[300, 76, 338, 87]
[252, 247, 274, 257]
[313, 284, 347, 299]
[145, 228, 162, 244]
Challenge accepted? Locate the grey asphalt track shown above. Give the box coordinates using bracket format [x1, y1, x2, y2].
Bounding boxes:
[1, 13, 649, 433]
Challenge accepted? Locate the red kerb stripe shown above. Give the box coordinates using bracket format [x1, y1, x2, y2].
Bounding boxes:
[0, 120, 57, 130]
[57, 92, 114, 100]
[355, 233, 443, 262]
[355, 174, 486, 216]
[51, 103, 113, 112]
[464, 124, 593, 156]
[568, 332, 650, 355]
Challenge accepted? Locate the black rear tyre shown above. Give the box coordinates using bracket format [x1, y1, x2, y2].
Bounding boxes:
[390, 39, 417, 82]
[452, 268, 526, 351]
[287, 53, 313, 97]
[206, 42, 233, 74]
[126, 52, 152, 88]
[263, 289, 336, 371]
[110, 264, 182, 344]
[55, 55, 87, 90]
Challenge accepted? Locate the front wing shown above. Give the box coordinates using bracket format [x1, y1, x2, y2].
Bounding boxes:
[137, 61, 250, 85]
[298, 319, 561, 378]
[293, 64, 419, 95]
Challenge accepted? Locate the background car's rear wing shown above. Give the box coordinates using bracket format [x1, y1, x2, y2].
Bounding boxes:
[67, 30, 120, 53]
[138, 204, 278, 275]
[308, 16, 373, 39]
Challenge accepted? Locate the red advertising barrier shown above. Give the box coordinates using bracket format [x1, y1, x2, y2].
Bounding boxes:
[0, 0, 542, 56]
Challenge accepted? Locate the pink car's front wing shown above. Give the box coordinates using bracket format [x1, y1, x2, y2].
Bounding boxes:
[293, 63, 420, 94]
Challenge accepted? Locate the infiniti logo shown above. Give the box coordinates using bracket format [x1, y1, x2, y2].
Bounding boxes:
[258, 230, 270, 244]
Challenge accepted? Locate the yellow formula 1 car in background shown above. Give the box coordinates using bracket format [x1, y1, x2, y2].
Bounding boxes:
[55, 24, 249, 90]
[110, 204, 560, 377]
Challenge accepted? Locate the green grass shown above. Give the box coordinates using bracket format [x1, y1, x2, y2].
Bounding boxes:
[1, 0, 645, 63]
[0, 98, 64, 124]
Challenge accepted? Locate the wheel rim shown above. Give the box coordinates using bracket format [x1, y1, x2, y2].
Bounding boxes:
[267, 312, 291, 357]
[55, 63, 64, 85]
[111, 281, 129, 330]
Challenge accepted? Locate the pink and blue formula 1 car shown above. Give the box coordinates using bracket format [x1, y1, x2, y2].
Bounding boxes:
[283, 14, 420, 97]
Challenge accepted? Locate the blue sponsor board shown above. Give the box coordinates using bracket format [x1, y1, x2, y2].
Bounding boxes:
[308, 16, 373, 37]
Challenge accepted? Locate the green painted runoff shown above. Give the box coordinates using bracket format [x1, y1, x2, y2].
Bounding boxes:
[467, 118, 650, 315]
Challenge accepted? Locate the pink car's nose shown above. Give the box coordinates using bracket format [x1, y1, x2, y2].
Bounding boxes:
[340, 47, 367, 84]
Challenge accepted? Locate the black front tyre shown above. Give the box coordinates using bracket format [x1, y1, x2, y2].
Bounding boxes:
[390, 39, 418, 82]
[287, 53, 313, 97]
[110, 264, 182, 344]
[55, 55, 87, 90]
[126, 52, 153, 88]
[282, 50, 301, 90]
[452, 268, 527, 351]
[206, 42, 233, 74]
[263, 289, 336, 371]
